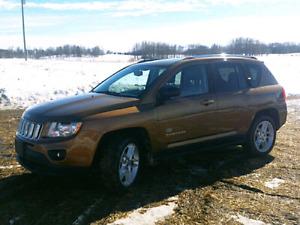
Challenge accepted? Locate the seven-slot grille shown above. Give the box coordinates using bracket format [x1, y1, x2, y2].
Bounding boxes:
[18, 118, 42, 139]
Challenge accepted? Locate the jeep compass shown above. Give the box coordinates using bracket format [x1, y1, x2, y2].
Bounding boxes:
[15, 55, 287, 190]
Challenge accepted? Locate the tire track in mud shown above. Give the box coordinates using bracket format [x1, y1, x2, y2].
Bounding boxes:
[72, 198, 104, 225]
[220, 179, 300, 201]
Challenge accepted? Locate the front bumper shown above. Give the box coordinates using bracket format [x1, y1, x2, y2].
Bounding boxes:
[15, 137, 89, 175]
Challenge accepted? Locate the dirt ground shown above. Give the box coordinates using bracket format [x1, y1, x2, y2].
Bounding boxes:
[0, 100, 299, 225]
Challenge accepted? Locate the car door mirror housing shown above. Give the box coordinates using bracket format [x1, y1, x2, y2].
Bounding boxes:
[158, 86, 181, 101]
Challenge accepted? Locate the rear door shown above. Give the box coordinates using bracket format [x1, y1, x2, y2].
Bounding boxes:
[212, 60, 251, 135]
[154, 63, 218, 148]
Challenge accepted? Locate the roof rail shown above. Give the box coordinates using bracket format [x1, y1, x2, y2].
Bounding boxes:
[182, 56, 194, 60]
[184, 54, 257, 60]
[137, 58, 159, 63]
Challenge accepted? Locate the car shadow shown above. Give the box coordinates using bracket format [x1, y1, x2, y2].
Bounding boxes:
[0, 146, 274, 225]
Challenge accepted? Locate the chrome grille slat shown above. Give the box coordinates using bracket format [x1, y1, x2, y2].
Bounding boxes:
[24, 121, 29, 136]
[17, 119, 24, 134]
[28, 123, 34, 138]
[17, 119, 22, 135]
[20, 119, 26, 135]
[17, 119, 42, 140]
[33, 124, 41, 139]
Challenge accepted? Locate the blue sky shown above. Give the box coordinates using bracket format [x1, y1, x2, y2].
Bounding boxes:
[0, 0, 299, 51]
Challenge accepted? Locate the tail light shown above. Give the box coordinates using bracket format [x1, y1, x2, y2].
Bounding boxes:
[278, 86, 286, 101]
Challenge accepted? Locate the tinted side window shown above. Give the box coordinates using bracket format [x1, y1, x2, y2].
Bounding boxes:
[164, 64, 209, 97]
[214, 63, 242, 92]
[260, 64, 278, 86]
[244, 63, 262, 87]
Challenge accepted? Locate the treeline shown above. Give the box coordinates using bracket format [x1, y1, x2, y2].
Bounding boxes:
[131, 38, 300, 59]
[1, 38, 300, 59]
[132, 42, 184, 59]
[0, 45, 104, 58]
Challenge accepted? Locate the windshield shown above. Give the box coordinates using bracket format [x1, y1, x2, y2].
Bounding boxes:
[93, 64, 167, 98]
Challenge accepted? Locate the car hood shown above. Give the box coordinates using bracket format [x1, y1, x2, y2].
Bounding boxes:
[23, 93, 139, 122]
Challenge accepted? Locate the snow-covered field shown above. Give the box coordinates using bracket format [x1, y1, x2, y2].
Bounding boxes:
[0, 54, 299, 109]
[257, 54, 300, 95]
[0, 54, 133, 109]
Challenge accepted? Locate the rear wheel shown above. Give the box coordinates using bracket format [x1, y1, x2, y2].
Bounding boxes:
[99, 135, 142, 191]
[245, 116, 276, 156]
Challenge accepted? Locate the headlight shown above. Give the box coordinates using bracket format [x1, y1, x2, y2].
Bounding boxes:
[46, 122, 82, 138]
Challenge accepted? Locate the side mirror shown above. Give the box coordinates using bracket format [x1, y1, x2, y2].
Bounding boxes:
[134, 70, 143, 76]
[158, 86, 181, 101]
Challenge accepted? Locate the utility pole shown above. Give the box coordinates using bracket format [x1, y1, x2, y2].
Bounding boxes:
[21, 0, 27, 61]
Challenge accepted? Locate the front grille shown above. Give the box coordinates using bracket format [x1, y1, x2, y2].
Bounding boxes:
[17, 118, 42, 140]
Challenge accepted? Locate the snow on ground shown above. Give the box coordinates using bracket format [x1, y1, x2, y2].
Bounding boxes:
[0, 54, 299, 109]
[264, 178, 285, 189]
[107, 196, 178, 225]
[257, 53, 300, 95]
[232, 214, 270, 225]
[0, 54, 133, 109]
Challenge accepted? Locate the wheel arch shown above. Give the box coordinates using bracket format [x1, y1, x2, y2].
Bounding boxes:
[92, 127, 152, 167]
[253, 108, 280, 129]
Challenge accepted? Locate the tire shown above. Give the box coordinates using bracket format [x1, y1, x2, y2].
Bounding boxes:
[244, 115, 276, 156]
[99, 135, 142, 191]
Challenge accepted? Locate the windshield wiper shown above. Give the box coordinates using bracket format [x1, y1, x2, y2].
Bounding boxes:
[95, 91, 137, 98]
[95, 91, 120, 96]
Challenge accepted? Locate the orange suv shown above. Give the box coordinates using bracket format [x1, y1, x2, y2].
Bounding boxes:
[15, 55, 287, 190]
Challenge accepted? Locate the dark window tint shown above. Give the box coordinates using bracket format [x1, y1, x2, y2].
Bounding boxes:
[245, 63, 278, 87]
[237, 67, 248, 90]
[214, 63, 243, 92]
[164, 64, 209, 97]
[260, 64, 278, 86]
[245, 63, 262, 87]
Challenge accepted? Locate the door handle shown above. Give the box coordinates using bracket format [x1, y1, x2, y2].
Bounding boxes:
[201, 99, 215, 106]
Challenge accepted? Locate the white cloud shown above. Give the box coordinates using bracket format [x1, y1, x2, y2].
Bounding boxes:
[111, 0, 206, 17]
[1, 0, 298, 18]
[0, 0, 204, 12]
[1, 14, 69, 30]
[0, 0, 18, 9]
[79, 15, 300, 50]
[1, 15, 298, 51]
[1, 1, 299, 50]
[25, 1, 115, 11]
[0, 0, 206, 16]
[209, 0, 283, 5]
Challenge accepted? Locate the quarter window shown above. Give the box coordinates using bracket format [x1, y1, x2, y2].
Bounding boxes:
[260, 64, 278, 86]
[245, 63, 262, 87]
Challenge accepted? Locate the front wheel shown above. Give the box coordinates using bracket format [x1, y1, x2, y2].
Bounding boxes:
[118, 142, 140, 187]
[244, 116, 276, 156]
[99, 136, 142, 191]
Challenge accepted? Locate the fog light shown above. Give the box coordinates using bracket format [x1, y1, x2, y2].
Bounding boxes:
[48, 149, 66, 161]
